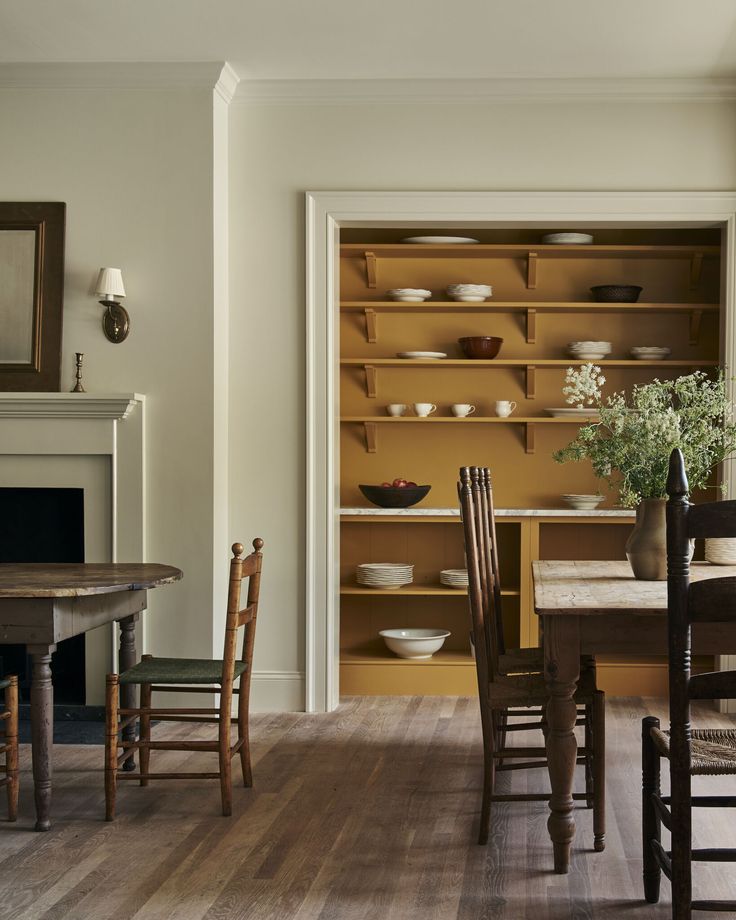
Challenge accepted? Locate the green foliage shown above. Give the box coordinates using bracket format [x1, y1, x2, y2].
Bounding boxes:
[553, 372, 736, 507]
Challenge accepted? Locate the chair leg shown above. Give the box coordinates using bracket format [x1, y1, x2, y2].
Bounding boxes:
[105, 674, 119, 821]
[592, 690, 605, 852]
[670, 761, 692, 920]
[139, 680, 152, 787]
[584, 702, 594, 809]
[219, 718, 232, 817]
[5, 676, 18, 822]
[478, 710, 497, 845]
[642, 716, 662, 904]
[237, 681, 252, 788]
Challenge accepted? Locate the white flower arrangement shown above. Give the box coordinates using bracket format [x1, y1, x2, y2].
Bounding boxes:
[562, 363, 606, 408]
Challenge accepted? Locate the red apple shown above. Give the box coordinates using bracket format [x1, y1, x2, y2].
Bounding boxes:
[392, 478, 408, 488]
[406, 481, 417, 487]
[381, 482, 391, 488]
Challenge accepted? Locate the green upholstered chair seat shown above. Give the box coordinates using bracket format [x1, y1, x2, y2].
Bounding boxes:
[119, 657, 248, 685]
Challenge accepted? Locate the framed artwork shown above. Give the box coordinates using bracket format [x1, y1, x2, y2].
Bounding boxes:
[0, 202, 65, 391]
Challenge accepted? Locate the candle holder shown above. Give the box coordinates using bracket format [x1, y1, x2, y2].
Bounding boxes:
[71, 353, 86, 393]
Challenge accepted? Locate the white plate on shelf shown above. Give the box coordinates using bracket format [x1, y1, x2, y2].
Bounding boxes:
[396, 351, 447, 359]
[400, 236, 480, 245]
[546, 407, 600, 418]
[542, 232, 594, 245]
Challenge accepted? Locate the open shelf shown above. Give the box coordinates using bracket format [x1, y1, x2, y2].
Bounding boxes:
[342, 301, 717, 343]
[340, 584, 520, 597]
[341, 649, 474, 665]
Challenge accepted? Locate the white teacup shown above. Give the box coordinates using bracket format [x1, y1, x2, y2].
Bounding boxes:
[413, 402, 437, 417]
[386, 404, 408, 417]
[451, 404, 476, 418]
[495, 400, 517, 418]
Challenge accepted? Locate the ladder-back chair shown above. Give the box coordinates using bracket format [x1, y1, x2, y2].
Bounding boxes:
[0, 676, 18, 822]
[105, 539, 263, 819]
[459, 466, 605, 848]
[643, 449, 736, 917]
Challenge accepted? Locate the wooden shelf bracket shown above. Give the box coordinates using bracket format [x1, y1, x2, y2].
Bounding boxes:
[689, 308, 703, 346]
[526, 365, 536, 400]
[527, 252, 538, 290]
[364, 308, 377, 343]
[526, 308, 537, 345]
[689, 252, 704, 290]
[364, 364, 377, 398]
[525, 422, 536, 454]
[364, 422, 377, 453]
[365, 251, 377, 289]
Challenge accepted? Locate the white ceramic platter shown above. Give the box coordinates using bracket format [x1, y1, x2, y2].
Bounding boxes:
[546, 407, 600, 418]
[400, 236, 480, 244]
[396, 351, 447, 359]
[542, 232, 594, 244]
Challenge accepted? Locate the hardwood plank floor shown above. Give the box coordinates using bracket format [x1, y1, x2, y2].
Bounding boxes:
[0, 697, 734, 919]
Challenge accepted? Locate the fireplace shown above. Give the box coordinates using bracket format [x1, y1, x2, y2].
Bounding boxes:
[0, 487, 86, 705]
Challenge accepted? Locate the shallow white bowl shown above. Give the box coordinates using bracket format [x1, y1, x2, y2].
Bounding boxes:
[380, 628, 451, 659]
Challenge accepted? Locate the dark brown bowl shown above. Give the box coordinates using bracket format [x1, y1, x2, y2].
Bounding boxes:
[458, 336, 504, 360]
[590, 284, 643, 303]
[359, 484, 431, 508]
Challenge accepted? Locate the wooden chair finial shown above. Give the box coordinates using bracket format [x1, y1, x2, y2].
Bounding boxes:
[666, 448, 689, 501]
[252, 537, 264, 554]
[232, 542, 245, 559]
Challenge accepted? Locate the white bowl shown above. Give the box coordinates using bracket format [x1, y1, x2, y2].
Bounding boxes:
[561, 494, 604, 511]
[380, 628, 451, 659]
[387, 288, 432, 302]
[446, 284, 493, 293]
[542, 232, 594, 245]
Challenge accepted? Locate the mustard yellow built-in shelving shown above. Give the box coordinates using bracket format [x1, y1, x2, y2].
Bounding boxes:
[339, 584, 521, 597]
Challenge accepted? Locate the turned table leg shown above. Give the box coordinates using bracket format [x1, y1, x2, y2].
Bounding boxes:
[543, 615, 581, 874]
[118, 615, 139, 772]
[29, 645, 56, 832]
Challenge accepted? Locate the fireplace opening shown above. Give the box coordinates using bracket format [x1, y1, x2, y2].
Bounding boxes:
[0, 487, 86, 705]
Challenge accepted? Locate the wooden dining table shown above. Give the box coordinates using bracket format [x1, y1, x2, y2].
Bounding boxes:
[0, 563, 182, 830]
[533, 559, 736, 874]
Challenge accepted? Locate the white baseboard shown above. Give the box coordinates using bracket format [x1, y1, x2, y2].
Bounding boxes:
[249, 670, 305, 712]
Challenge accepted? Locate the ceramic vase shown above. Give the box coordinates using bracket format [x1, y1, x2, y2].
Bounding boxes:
[625, 499, 667, 581]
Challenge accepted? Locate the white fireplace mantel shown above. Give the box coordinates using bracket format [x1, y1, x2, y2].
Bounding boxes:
[0, 392, 142, 419]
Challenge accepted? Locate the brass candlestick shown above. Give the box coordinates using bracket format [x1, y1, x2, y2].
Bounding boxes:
[72, 353, 86, 393]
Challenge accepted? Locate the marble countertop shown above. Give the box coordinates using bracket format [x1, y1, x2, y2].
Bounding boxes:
[340, 507, 635, 517]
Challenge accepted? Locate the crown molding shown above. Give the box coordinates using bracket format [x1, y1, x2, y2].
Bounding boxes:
[0, 62, 229, 91]
[214, 62, 240, 104]
[234, 76, 736, 105]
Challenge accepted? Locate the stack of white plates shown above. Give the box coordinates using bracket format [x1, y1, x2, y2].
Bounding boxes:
[567, 341, 612, 360]
[386, 288, 432, 302]
[630, 346, 670, 361]
[446, 283, 493, 302]
[440, 569, 469, 589]
[542, 232, 594, 244]
[356, 563, 413, 589]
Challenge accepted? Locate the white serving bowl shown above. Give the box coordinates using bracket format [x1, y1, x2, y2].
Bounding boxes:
[446, 283, 493, 302]
[630, 346, 670, 360]
[387, 288, 432, 302]
[380, 628, 451, 659]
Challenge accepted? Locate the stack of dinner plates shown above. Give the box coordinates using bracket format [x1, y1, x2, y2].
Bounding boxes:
[630, 346, 670, 361]
[567, 341, 612, 360]
[356, 563, 413, 589]
[446, 283, 493, 302]
[440, 568, 469, 589]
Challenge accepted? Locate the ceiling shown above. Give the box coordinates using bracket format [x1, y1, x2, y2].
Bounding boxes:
[1, 0, 736, 82]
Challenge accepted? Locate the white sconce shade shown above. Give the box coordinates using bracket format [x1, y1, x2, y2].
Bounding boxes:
[95, 267, 126, 300]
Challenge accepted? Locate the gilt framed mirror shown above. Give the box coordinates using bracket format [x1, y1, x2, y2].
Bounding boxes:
[0, 202, 65, 391]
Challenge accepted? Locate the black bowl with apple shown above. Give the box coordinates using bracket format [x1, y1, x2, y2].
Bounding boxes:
[359, 479, 431, 509]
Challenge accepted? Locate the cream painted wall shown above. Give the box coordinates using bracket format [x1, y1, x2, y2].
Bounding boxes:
[0, 87, 219, 689]
[228, 99, 736, 708]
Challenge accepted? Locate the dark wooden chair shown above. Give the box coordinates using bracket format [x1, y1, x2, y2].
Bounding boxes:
[0, 676, 18, 822]
[105, 539, 263, 819]
[642, 449, 736, 917]
[458, 466, 605, 848]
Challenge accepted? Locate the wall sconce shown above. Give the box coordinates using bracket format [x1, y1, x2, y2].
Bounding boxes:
[95, 267, 129, 343]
